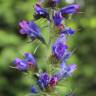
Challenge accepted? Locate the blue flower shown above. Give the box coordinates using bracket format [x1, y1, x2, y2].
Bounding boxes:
[53, 63, 77, 81]
[52, 36, 68, 60]
[53, 11, 62, 26]
[24, 53, 36, 65]
[60, 63, 77, 78]
[34, 4, 50, 20]
[60, 4, 80, 17]
[59, 34, 67, 43]
[37, 73, 50, 90]
[13, 58, 28, 71]
[13, 53, 37, 71]
[19, 20, 46, 44]
[61, 50, 71, 62]
[30, 86, 38, 93]
[60, 27, 75, 35]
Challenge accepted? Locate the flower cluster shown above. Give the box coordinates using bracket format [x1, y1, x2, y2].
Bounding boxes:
[19, 20, 46, 44]
[13, 53, 37, 71]
[12, 0, 80, 95]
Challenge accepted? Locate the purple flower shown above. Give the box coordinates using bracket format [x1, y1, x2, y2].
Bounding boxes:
[19, 20, 46, 44]
[34, 4, 50, 20]
[13, 53, 36, 71]
[60, 4, 80, 16]
[52, 62, 67, 81]
[52, 37, 68, 60]
[13, 58, 28, 71]
[60, 63, 77, 78]
[53, 63, 77, 81]
[30, 86, 38, 93]
[60, 27, 75, 35]
[60, 62, 67, 69]
[53, 12, 63, 26]
[59, 34, 67, 43]
[61, 50, 71, 62]
[67, 64, 77, 74]
[53, 72, 63, 81]
[24, 53, 36, 65]
[49, 75, 58, 86]
[37, 73, 50, 90]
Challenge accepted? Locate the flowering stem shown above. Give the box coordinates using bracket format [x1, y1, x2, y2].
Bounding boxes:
[33, 42, 42, 55]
